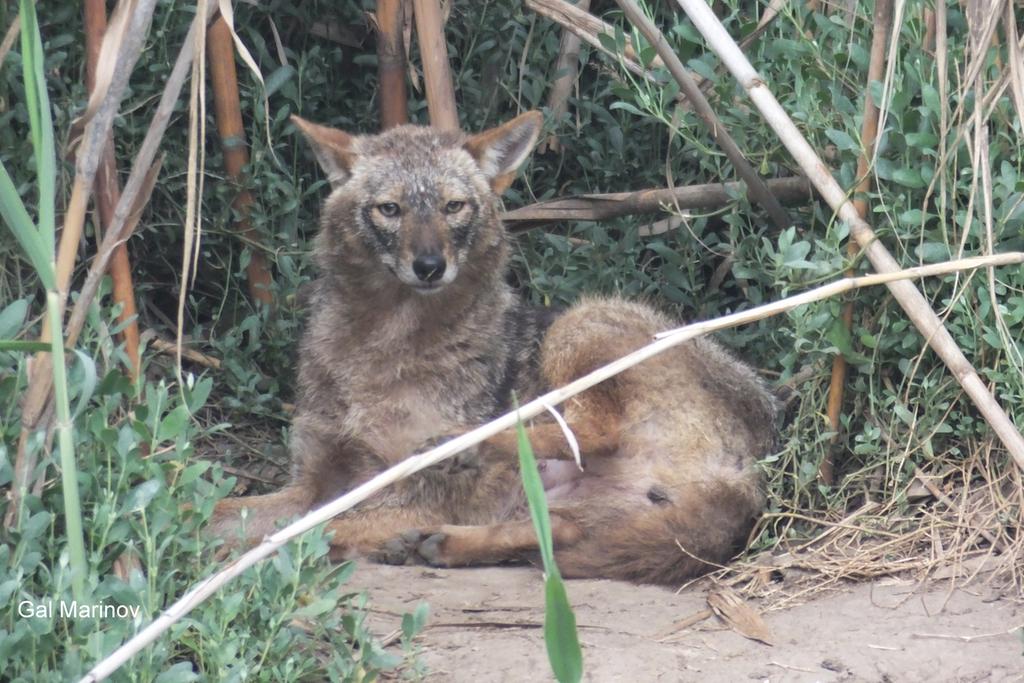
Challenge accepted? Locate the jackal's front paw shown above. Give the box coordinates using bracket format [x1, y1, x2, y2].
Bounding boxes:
[372, 529, 424, 566]
[372, 529, 451, 567]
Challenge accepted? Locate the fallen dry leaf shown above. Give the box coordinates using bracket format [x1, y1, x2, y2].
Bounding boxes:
[707, 587, 774, 646]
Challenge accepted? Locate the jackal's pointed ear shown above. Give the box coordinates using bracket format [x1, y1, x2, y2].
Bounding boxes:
[291, 115, 356, 188]
[463, 111, 543, 193]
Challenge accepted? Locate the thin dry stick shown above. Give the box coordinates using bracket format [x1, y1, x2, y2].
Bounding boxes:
[6, 0, 160, 529]
[84, 0, 142, 383]
[502, 176, 812, 231]
[0, 14, 19, 67]
[147, 337, 221, 369]
[79, 252, 1023, 682]
[673, 0, 1024, 471]
[822, 0, 892, 485]
[375, 0, 410, 129]
[614, 0, 793, 231]
[208, 15, 274, 308]
[538, 0, 590, 154]
[411, 0, 458, 129]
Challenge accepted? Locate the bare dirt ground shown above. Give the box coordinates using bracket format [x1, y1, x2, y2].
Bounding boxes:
[346, 563, 1024, 682]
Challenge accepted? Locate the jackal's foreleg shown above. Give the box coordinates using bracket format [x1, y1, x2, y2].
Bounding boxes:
[383, 514, 584, 567]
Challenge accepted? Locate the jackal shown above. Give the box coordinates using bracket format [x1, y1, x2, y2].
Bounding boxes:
[209, 111, 777, 584]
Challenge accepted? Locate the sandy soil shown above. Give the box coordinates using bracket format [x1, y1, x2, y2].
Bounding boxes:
[345, 563, 1023, 682]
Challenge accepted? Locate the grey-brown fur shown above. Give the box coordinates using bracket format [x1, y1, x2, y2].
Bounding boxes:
[209, 112, 777, 585]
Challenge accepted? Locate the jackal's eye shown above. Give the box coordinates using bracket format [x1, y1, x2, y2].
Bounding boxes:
[444, 200, 466, 215]
[376, 202, 401, 218]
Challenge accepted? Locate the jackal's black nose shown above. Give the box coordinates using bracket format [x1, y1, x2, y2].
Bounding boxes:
[412, 254, 447, 283]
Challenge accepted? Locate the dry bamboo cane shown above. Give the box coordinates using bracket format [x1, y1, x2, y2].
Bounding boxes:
[411, 0, 458, 130]
[502, 176, 812, 230]
[614, 0, 793, 231]
[538, 0, 590, 154]
[821, 0, 892, 485]
[207, 15, 274, 309]
[79, 251, 1024, 683]
[84, 0, 142, 382]
[6, 0, 160, 529]
[673, 0, 1024, 470]
[376, 0, 410, 129]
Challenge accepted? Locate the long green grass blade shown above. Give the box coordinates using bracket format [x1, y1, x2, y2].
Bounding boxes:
[516, 418, 557, 569]
[47, 291, 88, 603]
[0, 160, 55, 289]
[0, 340, 52, 352]
[19, 0, 56, 251]
[544, 575, 583, 683]
[515, 411, 583, 683]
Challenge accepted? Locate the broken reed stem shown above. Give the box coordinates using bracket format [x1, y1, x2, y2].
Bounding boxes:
[411, 0, 458, 130]
[614, 0, 792, 231]
[525, 0, 660, 80]
[673, 0, 1024, 471]
[207, 15, 274, 309]
[376, 0, 409, 129]
[6, 0, 160, 529]
[79, 252, 1024, 682]
[502, 176, 812, 230]
[539, 0, 590, 154]
[66, 3, 219, 350]
[84, 0, 142, 382]
[822, 0, 892, 485]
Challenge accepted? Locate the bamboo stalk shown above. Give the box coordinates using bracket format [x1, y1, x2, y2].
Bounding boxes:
[821, 0, 892, 486]
[375, 0, 409, 129]
[207, 15, 274, 309]
[84, 0, 141, 382]
[79, 251, 1024, 683]
[614, 0, 793, 232]
[6, 0, 160, 530]
[538, 0, 590, 154]
[673, 0, 1024, 470]
[502, 176, 812, 230]
[411, 0, 458, 130]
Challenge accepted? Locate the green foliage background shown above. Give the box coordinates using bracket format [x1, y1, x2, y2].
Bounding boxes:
[0, 0, 1022, 678]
